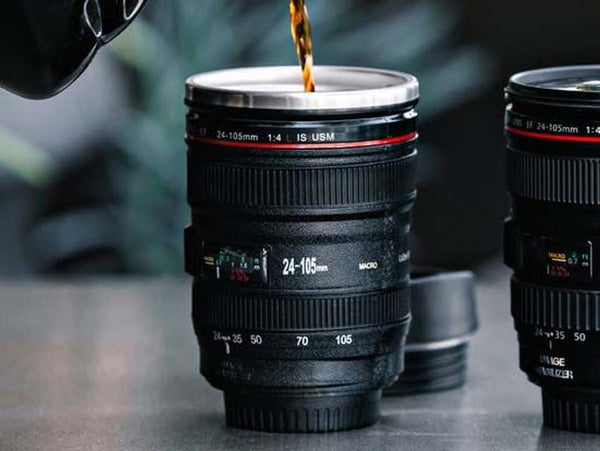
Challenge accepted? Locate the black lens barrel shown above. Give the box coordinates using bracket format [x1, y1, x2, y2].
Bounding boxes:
[505, 66, 600, 433]
[184, 67, 419, 432]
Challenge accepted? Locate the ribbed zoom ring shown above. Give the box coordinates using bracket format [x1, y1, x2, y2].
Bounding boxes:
[193, 283, 410, 330]
[507, 148, 600, 205]
[187, 151, 416, 209]
[511, 277, 600, 331]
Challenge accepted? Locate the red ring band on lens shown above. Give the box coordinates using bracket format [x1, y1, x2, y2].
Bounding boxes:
[187, 131, 418, 150]
[506, 127, 600, 143]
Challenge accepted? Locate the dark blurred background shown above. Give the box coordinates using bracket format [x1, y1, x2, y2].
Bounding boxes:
[1, 0, 599, 276]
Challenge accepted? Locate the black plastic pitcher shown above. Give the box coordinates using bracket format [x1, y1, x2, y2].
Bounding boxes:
[0, 0, 147, 99]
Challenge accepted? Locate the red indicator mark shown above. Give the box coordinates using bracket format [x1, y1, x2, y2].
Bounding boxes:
[507, 127, 600, 143]
[187, 132, 418, 150]
[229, 269, 250, 282]
[548, 265, 571, 278]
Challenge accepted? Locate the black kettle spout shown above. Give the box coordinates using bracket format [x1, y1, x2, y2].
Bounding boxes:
[99, 0, 148, 42]
[0, 0, 148, 99]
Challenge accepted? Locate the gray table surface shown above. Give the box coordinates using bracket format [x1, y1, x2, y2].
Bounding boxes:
[2, 264, 600, 450]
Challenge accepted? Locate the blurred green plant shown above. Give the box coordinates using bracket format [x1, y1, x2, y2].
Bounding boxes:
[105, 0, 495, 273]
[0, 125, 56, 187]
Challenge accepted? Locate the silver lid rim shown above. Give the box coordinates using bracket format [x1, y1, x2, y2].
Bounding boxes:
[507, 65, 600, 106]
[509, 65, 600, 89]
[185, 66, 419, 111]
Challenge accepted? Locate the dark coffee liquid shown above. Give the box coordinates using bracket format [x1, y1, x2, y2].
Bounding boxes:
[289, 0, 315, 92]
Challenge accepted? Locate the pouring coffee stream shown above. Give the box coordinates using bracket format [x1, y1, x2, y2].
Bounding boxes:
[289, 0, 316, 93]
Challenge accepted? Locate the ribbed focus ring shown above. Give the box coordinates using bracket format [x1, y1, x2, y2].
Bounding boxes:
[542, 390, 600, 433]
[511, 277, 600, 331]
[507, 147, 600, 205]
[224, 390, 380, 432]
[187, 151, 416, 209]
[193, 283, 410, 330]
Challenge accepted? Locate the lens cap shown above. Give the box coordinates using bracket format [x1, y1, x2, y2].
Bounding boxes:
[385, 270, 478, 396]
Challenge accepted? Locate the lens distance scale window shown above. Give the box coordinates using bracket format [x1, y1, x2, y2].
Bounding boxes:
[506, 223, 594, 284]
[201, 244, 269, 286]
